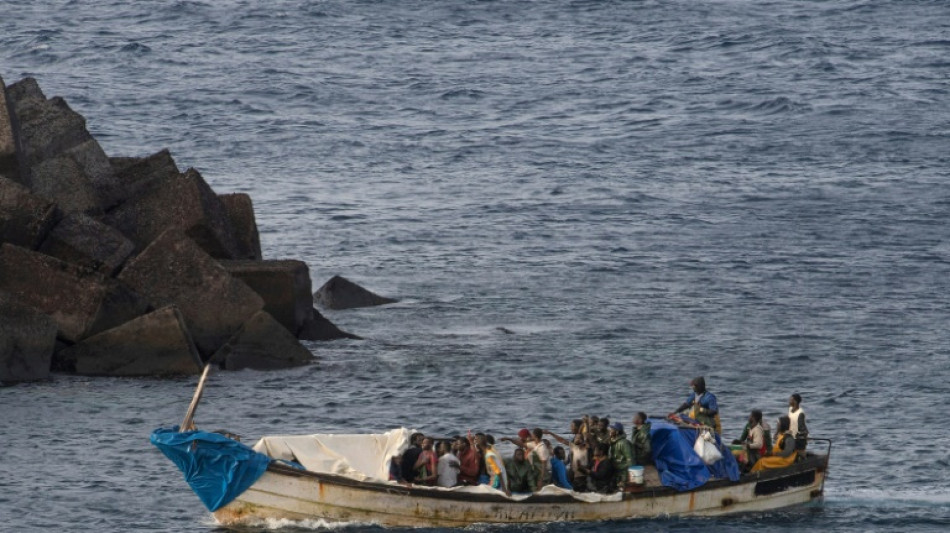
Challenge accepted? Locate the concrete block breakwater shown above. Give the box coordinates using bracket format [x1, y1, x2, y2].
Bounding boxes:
[0, 75, 378, 384]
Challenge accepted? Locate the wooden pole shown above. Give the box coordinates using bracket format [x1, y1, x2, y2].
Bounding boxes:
[180, 363, 212, 432]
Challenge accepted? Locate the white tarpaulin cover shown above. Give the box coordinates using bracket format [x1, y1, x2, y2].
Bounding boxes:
[252, 428, 620, 503]
[253, 428, 412, 481]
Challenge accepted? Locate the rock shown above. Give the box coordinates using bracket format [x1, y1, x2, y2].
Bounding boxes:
[210, 310, 314, 371]
[314, 275, 398, 310]
[50, 339, 73, 372]
[5, 77, 45, 105]
[218, 193, 262, 260]
[8, 81, 86, 165]
[61, 306, 203, 377]
[117, 229, 263, 356]
[1, 76, 25, 184]
[39, 212, 135, 275]
[26, 142, 111, 214]
[0, 292, 57, 384]
[297, 308, 361, 341]
[109, 148, 180, 203]
[104, 168, 241, 259]
[0, 176, 60, 249]
[220, 259, 312, 335]
[7, 83, 122, 212]
[0, 243, 150, 342]
[108, 156, 141, 174]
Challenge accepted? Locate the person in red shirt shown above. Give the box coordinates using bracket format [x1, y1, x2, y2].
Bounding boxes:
[456, 436, 482, 485]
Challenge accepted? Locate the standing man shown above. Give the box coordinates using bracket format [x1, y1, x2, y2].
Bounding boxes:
[456, 436, 481, 485]
[543, 420, 588, 489]
[399, 432, 425, 484]
[607, 422, 633, 490]
[788, 393, 808, 454]
[475, 433, 510, 496]
[436, 440, 460, 487]
[670, 376, 721, 434]
[630, 412, 653, 466]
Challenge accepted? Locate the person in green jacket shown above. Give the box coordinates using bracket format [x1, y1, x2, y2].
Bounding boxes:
[504, 448, 537, 493]
[607, 422, 634, 489]
[631, 412, 653, 466]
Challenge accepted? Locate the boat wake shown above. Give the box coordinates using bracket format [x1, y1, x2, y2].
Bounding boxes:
[825, 487, 950, 507]
[207, 516, 380, 530]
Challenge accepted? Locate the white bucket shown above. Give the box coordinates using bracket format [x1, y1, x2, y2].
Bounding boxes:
[627, 465, 644, 485]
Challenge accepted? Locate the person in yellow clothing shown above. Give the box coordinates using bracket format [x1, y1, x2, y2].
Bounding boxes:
[750, 415, 796, 472]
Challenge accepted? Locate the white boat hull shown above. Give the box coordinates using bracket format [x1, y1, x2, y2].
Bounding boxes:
[214, 456, 828, 527]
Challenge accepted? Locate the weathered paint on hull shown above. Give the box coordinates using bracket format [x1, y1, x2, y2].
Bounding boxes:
[213, 461, 827, 527]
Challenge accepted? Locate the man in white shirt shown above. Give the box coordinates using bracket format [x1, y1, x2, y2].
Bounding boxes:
[436, 440, 460, 487]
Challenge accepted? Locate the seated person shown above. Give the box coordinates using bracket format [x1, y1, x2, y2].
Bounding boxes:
[388, 453, 405, 483]
[504, 448, 537, 493]
[736, 409, 768, 469]
[733, 410, 772, 451]
[750, 415, 797, 472]
[550, 446, 573, 490]
[579, 443, 616, 493]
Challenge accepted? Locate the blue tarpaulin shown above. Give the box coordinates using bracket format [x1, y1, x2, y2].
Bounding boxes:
[648, 418, 741, 491]
[150, 427, 272, 511]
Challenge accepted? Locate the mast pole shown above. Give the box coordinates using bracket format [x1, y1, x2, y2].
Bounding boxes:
[180, 363, 212, 432]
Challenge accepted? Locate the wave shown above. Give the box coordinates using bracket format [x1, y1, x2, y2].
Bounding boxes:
[208, 516, 377, 530]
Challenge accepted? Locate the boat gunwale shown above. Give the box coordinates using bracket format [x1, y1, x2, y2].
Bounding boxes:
[263, 452, 828, 504]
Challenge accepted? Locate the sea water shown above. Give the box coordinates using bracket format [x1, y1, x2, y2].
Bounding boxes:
[2, 1, 949, 531]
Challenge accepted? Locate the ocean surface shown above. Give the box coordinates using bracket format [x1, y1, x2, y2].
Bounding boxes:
[2, 0, 949, 531]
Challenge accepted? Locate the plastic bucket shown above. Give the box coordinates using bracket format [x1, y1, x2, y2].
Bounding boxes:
[627, 466, 644, 484]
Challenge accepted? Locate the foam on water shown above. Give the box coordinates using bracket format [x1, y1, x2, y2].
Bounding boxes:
[207, 516, 381, 531]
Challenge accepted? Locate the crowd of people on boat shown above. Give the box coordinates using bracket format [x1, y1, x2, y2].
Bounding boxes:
[387, 377, 810, 495]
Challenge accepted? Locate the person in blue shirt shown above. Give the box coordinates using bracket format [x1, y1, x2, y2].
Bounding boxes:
[670, 376, 721, 434]
[550, 446, 573, 490]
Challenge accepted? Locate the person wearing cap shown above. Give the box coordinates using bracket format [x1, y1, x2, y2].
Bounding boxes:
[501, 428, 533, 448]
[607, 421, 634, 489]
[502, 428, 552, 489]
[670, 376, 722, 434]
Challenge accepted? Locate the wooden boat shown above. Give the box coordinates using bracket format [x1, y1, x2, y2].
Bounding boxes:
[211, 447, 830, 527]
[154, 366, 832, 527]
